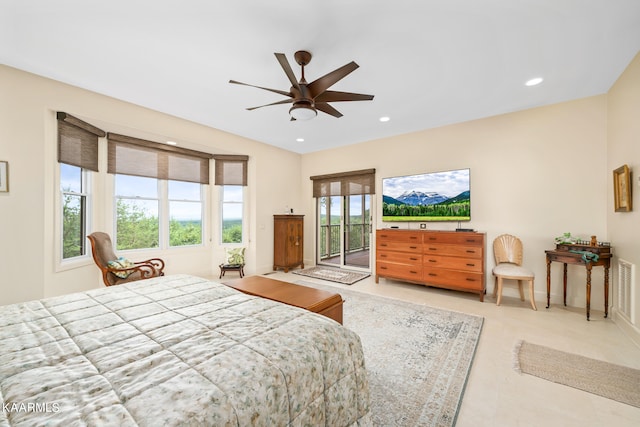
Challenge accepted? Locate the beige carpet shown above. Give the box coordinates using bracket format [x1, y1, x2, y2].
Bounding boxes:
[514, 340, 640, 408]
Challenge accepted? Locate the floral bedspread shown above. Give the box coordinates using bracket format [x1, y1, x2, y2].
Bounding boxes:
[0, 275, 370, 426]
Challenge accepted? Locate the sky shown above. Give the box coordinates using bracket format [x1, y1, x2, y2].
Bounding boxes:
[382, 168, 470, 199]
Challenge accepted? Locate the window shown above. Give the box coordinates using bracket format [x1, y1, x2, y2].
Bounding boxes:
[221, 185, 243, 243]
[114, 175, 203, 250]
[60, 164, 89, 259]
[169, 180, 203, 247]
[115, 175, 160, 250]
[213, 154, 248, 245]
[57, 112, 104, 263]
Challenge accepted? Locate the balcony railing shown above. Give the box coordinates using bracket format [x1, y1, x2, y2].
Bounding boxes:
[319, 223, 370, 259]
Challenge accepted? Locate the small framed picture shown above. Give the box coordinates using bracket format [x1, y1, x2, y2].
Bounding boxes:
[0, 161, 8, 192]
[613, 164, 632, 212]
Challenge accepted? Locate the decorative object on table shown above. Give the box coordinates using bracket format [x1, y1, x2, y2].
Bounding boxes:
[492, 234, 537, 310]
[296, 279, 484, 427]
[514, 340, 640, 408]
[613, 164, 632, 212]
[219, 247, 245, 278]
[292, 266, 369, 285]
[0, 160, 8, 192]
[87, 232, 165, 286]
[554, 232, 578, 244]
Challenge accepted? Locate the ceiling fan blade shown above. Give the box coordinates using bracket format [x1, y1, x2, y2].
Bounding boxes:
[315, 90, 374, 103]
[315, 102, 343, 118]
[307, 61, 359, 98]
[274, 53, 301, 91]
[229, 80, 292, 98]
[246, 98, 294, 111]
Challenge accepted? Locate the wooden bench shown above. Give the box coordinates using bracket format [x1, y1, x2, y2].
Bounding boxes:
[223, 275, 343, 324]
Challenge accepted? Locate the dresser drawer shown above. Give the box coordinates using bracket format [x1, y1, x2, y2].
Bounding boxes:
[376, 251, 423, 265]
[377, 241, 423, 253]
[422, 268, 484, 291]
[423, 232, 484, 246]
[377, 230, 422, 243]
[423, 254, 483, 272]
[423, 243, 483, 258]
[377, 261, 423, 282]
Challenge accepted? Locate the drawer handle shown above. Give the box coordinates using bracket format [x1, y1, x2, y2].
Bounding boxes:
[380, 234, 388, 238]
[466, 263, 476, 267]
[380, 254, 387, 258]
[409, 257, 419, 261]
[428, 237, 436, 240]
[466, 250, 476, 254]
[410, 236, 418, 240]
[428, 247, 437, 251]
[428, 273, 437, 277]
[409, 270, 418, 274]
[409, 246, 418, 249]
[428, 259, 437, 263]
[380, 266, 388, 270]
[380, 243, 388, 247]
[466, 239, 477, 243]
[466, 278, 476, 282]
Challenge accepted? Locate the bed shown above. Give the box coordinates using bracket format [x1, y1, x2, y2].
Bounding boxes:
[0, 274, 370, 426]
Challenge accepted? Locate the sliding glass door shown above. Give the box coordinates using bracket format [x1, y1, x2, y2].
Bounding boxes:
[317, 194, 371, 271]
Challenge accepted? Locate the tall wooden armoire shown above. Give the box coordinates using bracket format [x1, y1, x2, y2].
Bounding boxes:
[273, 215, 304, 272]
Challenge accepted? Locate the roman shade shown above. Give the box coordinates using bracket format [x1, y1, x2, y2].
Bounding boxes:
[310, 168, 376, 197]
[57, 112, 105, 172]
[213, 154, 249, 186]
[107, 133, 213, 184]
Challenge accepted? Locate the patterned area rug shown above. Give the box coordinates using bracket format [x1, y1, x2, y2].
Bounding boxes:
[292, 266, 370, 285]
[514, 340, 640, 408]
[296, 280, 484, 426]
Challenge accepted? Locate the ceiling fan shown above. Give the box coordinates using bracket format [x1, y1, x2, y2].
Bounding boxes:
[229, 50, 374, 121]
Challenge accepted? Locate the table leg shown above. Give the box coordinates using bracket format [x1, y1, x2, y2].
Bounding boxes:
[546, 257, 551, 309]
[586, 263, 592, 321]
[563, 263, 568, 306]
[604, 264, 610, 318]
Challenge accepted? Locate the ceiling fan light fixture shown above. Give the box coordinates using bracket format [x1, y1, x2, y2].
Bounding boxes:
[289, 102, 317, 121]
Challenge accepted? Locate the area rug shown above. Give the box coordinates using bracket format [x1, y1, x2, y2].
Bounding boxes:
[292, 266, 369, 285]
[514, 340, 640, 408]
[296, 280, 484, 426]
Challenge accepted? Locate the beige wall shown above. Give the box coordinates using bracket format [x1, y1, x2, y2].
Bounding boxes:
[607, 52, 640, 335]
[301, 96, 611, 310]
[0, 65, 302, 305]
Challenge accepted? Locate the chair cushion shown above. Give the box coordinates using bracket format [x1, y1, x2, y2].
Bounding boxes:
[224, 247, 245, 266]
[107, 257, 135, 278]
[492, 263, 534, 279]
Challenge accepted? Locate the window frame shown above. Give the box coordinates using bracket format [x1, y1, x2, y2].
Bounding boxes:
[113, 174, 205, 252]
[220, 184, 246, 246]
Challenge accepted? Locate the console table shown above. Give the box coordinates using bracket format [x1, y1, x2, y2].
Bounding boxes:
[545, 242, 611, 320]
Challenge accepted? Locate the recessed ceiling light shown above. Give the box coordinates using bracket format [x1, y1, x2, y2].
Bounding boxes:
[166, 140, 178, 145]
[379, 116, 390, 122]
[296, 138, 304, 142]
[525, 77, 543, 87]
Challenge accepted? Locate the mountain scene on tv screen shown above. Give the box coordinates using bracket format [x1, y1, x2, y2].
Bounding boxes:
[382, 169, 471, 221]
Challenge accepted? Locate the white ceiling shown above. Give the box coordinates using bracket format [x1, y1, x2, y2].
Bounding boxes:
[2, 1, 639, 154]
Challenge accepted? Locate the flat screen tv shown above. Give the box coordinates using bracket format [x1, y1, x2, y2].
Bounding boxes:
[382, 168, 470, 222]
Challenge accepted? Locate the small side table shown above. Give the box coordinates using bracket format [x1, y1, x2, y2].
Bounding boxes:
[219, 263, 244, 279]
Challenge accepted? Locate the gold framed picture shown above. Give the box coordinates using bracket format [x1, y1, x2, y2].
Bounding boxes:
[0, 161, 8, 192]
[613, 164, 632, 212]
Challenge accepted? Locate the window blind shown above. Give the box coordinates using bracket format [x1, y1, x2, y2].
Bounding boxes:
[213, 154, 249, 186]
[107, 133, 213, 184]
[310, 168, 376, 197]
[57, 112, 105, 172]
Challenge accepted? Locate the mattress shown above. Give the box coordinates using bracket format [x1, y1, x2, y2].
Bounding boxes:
[0, 274, 370, 426]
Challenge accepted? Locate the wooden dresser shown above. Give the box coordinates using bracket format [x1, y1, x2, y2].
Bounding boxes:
[273, 215, 304, 272]
[376, 229, 486, 301]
